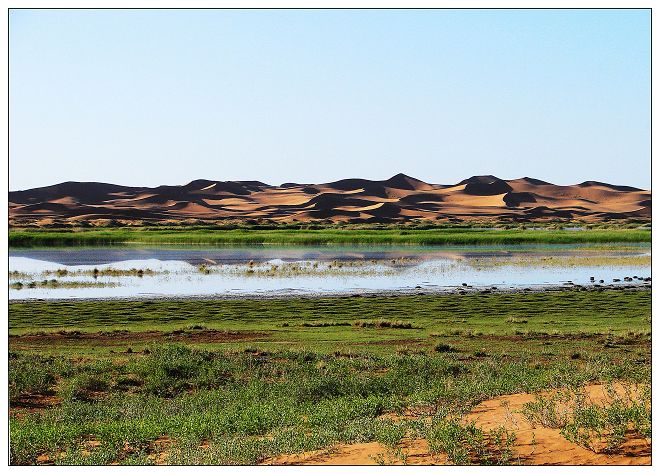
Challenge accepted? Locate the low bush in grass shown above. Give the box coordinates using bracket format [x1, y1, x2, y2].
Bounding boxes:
[427, 416, 516, 465]
[354, 320, 414, 329]
[9, 353, 68, 402]
[434, 343, 457, 353]
[301, 321, 352, 327]
[61, 374, 111, 402]
[130, 345, 231, 397]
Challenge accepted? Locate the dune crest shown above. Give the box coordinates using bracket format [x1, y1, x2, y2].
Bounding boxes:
[9, 174, 650, 225]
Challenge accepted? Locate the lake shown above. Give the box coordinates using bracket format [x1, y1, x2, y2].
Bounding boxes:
[9, 244, 651, 300]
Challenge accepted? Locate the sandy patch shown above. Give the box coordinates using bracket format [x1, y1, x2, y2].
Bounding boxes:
[263, 383, 650, 466]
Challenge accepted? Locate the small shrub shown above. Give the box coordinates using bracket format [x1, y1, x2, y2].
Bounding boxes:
[506, 317, 528, 324]
[374, 421, 407, 448]
[302, 321, 351, 327]
[434, 343, 457, 353]
[63, 374, 110, 402]
[354, 320, 414, 329]
[132, 345, 227, 397]
[186, 324, 206, 331]
[428, 418, 516, 465]
[522, 392, 572, 429]
[9, 354, 63, 402]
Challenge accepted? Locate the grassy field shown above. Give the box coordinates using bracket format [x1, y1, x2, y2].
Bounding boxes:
[8, 226, 652, 247]
[9, 288, 651, 465]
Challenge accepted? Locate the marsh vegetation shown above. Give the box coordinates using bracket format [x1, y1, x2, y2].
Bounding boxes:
[8, 225, 651, 247]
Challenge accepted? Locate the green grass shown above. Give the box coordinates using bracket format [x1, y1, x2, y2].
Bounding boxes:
[9, 226, 651, 247]
[9, 345, 650, 465]
[9, 289, 651, 344]
[9, 288, 651, 465]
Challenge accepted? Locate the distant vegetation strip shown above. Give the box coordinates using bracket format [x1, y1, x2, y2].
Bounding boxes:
[8, 227, 651, 247]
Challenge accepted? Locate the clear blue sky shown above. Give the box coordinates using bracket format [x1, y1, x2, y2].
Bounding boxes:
[9, 9, 650, 190]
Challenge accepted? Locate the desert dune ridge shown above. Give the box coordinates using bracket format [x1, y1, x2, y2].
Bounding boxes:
[9, 174, 650, 225]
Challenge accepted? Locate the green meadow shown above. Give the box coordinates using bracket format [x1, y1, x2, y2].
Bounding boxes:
[9, 288, 651, 465]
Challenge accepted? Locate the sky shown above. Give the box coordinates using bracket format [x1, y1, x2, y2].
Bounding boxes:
[9, 9, 651, 191]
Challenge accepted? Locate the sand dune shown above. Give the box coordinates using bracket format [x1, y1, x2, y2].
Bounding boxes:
[8, 174, 651, 225]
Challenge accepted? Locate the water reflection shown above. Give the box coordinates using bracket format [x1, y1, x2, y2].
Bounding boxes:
[9, 244, 651, 300]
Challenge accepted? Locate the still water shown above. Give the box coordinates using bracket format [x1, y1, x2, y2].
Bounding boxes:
[9, 244, 651, 300]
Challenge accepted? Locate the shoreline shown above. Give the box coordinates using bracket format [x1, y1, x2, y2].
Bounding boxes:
[9, 281, 651, 304]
